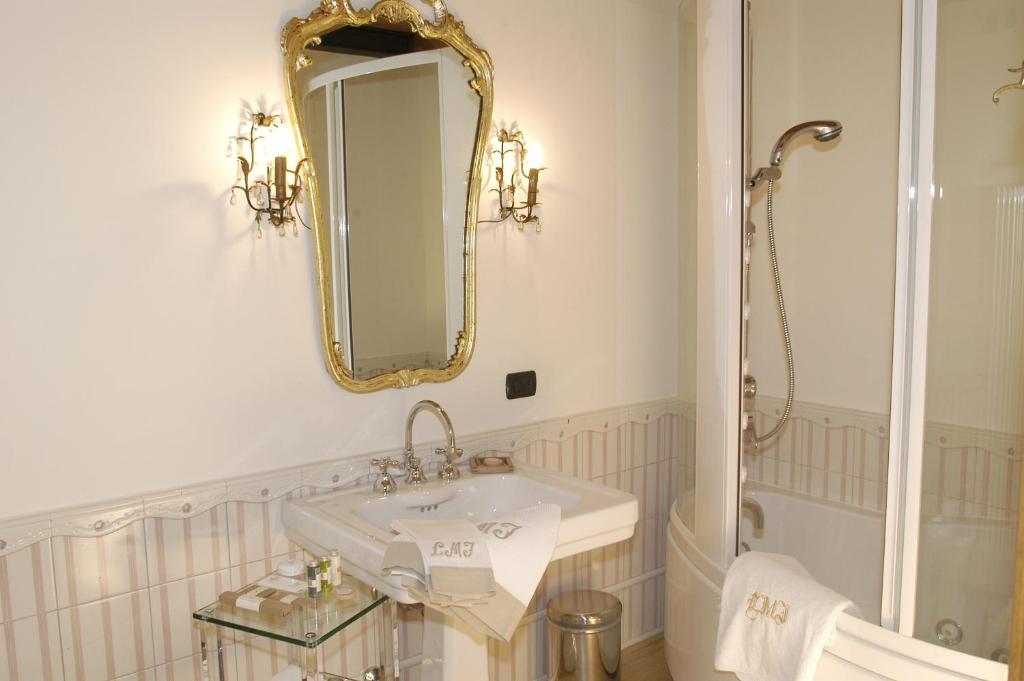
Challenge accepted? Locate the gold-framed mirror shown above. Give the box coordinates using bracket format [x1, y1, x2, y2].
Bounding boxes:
[282, 0, 492, 392]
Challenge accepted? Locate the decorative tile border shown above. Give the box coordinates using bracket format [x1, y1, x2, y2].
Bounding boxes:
[0, 397, 681, 681]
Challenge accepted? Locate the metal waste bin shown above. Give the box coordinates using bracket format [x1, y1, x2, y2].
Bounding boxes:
[547, 590, 622, 681]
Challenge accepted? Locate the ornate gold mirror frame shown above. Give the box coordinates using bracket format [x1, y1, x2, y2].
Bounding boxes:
[281, 0, 492, 392]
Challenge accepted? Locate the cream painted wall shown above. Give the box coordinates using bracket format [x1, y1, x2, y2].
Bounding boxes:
[0, 0, 679, 519]
[747, 0, 901, 416]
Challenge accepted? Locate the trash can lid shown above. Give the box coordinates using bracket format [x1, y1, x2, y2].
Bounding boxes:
[547, 590, 622, 630]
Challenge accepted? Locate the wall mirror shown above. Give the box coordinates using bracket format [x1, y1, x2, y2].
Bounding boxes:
[282, 0, 492, 391]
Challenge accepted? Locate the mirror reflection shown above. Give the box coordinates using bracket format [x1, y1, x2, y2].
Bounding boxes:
[298, 25, 480, 381]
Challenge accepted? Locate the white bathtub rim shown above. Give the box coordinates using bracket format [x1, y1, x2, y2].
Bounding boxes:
[667, 501, 1008, 681]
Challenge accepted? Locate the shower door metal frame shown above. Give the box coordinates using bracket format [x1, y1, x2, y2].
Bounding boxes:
[880, 0, 935, 637]
[883, 2, 1024, 677]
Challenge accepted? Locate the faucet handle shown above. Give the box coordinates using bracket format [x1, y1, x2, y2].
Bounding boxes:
[432, 447, 463, 461]
[434, 447, 462, 482]
[371, 457, 402, 472]
[370, 457, 402, 495]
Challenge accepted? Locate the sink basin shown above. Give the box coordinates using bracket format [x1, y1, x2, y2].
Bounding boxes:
[354, 474, 581, 531]
[283, 461, 638, 604]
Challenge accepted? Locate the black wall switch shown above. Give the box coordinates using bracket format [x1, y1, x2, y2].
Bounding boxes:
[506, 371, 537, 399]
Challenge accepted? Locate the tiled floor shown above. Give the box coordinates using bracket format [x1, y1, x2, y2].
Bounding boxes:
[621, 635, 671, 681]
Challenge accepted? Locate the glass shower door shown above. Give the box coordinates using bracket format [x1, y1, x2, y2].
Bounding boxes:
[910, 0, 1024, 662]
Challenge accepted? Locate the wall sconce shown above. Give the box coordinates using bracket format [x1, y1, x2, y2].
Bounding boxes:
[230, 112, 309, 238]
[483, 128, 546, 232]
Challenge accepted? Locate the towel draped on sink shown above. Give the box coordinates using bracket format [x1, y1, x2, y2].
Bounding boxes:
[382, 503, 561, 641]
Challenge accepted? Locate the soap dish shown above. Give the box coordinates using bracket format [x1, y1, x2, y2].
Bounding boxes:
[470, 455, 514, 474]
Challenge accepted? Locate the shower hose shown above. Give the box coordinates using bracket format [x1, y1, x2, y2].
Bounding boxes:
[752, 178, 794, 446]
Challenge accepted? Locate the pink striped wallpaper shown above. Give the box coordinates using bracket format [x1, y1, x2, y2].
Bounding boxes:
[747, 398, 1022, 523]
[747, 404, 890, 514]
[0, 399, 680, 681]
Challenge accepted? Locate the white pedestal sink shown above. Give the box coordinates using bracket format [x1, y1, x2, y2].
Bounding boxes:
[283, 462, 638, 681]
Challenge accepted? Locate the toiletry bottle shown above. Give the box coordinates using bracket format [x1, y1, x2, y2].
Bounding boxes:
[330, 549, 342, 586]
[319, 555, 333, 593]
[307, 560, 322, 599]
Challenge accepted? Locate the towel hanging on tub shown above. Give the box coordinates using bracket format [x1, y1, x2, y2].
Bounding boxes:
[714, 551, 858, 681]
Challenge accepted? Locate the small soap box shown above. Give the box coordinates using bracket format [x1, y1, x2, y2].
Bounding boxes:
[470, 455, 514, 474]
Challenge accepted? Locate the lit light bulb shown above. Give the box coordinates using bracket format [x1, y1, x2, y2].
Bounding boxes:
[524, 140, 544, 172]
[265, 123, 295, 166]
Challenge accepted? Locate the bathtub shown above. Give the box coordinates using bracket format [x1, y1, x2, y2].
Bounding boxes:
[741, 486, 885, 624]
[665, 490, 1010, 681]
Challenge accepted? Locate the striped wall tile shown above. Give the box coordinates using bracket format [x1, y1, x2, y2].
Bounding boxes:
[152, 649, 238, 681]
[0, 398, 682, 681]
[747, 403, 890, 515]
[749, 398, 1024, 524]
[144, 510, 229, 588]
[0, 536, 56, 623]
[149, 569, 230, 670]
[320, 615, 379, 678]
[57, 588, 153, 681]
[225, 498, 292, 570]
[52, 518, 149, 610]
[0, 612, 62, 681]
[228, 633, 294, 681]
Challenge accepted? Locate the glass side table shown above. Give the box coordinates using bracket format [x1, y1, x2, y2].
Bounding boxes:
[193, 577, 397, 681]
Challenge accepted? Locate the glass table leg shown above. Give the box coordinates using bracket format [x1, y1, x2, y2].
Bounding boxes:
[375, 597, 398, 681]
[198, 621, 227, 681]
[303, 639, 325, 681]
[199, 622, 210, 681]
[215, 630, 226, 681]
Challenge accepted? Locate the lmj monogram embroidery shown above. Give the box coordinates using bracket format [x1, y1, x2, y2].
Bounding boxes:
[476, 522, 523, 539]
[745, 591, 790, 624]
[431, 541, 475, 558]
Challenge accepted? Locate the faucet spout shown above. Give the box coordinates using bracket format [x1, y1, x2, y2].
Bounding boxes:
[404, 400, 461, 481]
[742, 496, 765, 533]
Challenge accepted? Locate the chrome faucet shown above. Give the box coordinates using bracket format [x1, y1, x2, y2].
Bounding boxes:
[742, 496, 765, 534]
[404, 400, 463, 482]
[371, 457, 402, 496]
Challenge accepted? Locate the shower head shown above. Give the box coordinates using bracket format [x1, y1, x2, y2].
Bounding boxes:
[768, 120, 843, 167]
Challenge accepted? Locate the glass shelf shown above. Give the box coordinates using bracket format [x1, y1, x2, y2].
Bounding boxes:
[192, 577, 388, 648]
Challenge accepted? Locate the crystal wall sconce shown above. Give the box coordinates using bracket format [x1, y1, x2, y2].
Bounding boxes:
[230, 112, 309, 238]
[483, 128, 546, 232]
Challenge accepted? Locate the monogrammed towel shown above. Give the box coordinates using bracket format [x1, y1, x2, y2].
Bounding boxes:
[381, 503, 561, 641]
[383, 518, 495, 601]
[714, 551, 857, 681]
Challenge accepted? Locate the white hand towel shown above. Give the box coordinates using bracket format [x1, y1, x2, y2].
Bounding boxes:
[714, 551, 858, 681]
[380, 503, 561, 641]
[448, 503, 561, 641]
[384, 519, 495, 599]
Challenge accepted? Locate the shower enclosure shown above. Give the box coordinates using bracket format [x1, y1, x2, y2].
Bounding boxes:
[668, 0, 1024, 679]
